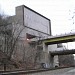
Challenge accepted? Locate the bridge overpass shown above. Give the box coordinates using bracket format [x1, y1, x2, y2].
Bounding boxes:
[42, 33, 75, 68]
[43, 33, 75, 45]
[51, 49, 75, 56]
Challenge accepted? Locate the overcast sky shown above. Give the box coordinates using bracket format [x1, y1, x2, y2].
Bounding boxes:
[0, 0, 75, 54]
[0, 0, 75, 35]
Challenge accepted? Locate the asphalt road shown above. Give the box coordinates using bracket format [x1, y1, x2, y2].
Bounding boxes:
[60, 68, 75, 75]
[0, 67, 75, 75]
[26, 67, 75, 75]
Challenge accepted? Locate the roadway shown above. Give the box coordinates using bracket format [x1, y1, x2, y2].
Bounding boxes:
[0, 67, 75, 75]
[27, 67, 75, 75]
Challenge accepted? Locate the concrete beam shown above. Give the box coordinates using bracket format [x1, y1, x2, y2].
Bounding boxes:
[51, 49, 75, 55]
[43, 33, 75, 45]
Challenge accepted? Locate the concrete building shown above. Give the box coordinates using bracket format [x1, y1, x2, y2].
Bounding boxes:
[7, 5, 52, 69]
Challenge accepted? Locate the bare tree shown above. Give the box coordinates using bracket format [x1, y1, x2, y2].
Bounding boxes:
[58, 54, 74, 67]
[0, 14, 25, 70]
[0, 13, 44, 70]
[0, 14, 11, 71]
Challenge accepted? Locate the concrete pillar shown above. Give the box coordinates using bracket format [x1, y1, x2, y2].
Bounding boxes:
[49, 53, 54, 68]
[43, 43, 54, 68]
[53, 55, 59, 67]
[43, 42, 49, 68]
[16, 5, 24, 25]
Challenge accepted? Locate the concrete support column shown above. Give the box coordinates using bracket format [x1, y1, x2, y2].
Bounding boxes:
[43, 43, 53, 68]
[43, 42, 54, 68]
[49, 53, 54, 68]
[43, 43, 49, 68]
[53, 55, 59, 67]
